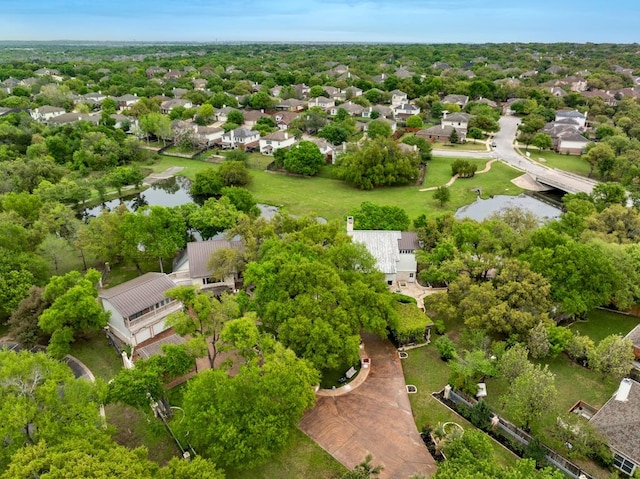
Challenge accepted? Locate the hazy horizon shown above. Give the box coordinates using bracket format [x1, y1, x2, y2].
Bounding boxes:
[1, 0, 638, 44]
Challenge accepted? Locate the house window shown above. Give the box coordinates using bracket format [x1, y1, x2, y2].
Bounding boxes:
[409, 273, 414, 278]
[614, 454, 636, 475]
[387, 280, 393, 285]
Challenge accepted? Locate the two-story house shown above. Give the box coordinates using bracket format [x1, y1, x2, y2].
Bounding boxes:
[99, 272, 183, 349]
[221, 127, 260, 150]
[172, 240, 244, 291]
[259, 130, 296, 155]
[31, 105, 66, 122]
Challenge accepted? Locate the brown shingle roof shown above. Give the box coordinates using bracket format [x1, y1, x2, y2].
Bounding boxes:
[590, 378, 640, 463]
[187, 240, 243, 279]
[99, 273, 177, 319]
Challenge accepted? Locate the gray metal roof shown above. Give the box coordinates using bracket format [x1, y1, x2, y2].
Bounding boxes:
[398, 232, 420, 251]
[349, 231, 401, 274]
[99, 272, 177, 319]
[591, 378, 640, 463]
[187, 240, 243, 279]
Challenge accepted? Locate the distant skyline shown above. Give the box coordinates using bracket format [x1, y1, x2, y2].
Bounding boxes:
[1, 0, 639, 44]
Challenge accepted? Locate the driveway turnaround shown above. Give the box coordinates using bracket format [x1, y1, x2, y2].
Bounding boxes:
[299, 333, 437, 478]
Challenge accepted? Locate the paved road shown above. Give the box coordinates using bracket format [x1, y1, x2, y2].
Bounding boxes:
[494, 115, 598, 194]
[431, 116, 598, 194]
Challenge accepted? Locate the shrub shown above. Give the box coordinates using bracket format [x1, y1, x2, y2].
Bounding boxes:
[434, 336, 457, 361]
[434, 319, 446, 335]
[565, 332, 595, 365]
[468, 400, 492, 430]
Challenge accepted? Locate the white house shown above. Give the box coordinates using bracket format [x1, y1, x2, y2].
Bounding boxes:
[31, 105, 66, 122]
[390, 89, 408, 106]
[221, 127, 260, 150]
[307, 96, 335, 109]
[194, 125, 224, 147]
[392, 103, 420, 119]
[99, 272, 183, 349]
[442, 112, 471, 131]
[346, 217, 419, 286]
[259, 130, 296, 155]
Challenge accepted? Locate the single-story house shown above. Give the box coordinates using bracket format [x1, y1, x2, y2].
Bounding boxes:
[330, 102, 364, 117]
[590, 378, 640, 476]
[274, 98, 306, 112]
[442, 94, 469, 107]
[99, 272, 183, 349]
[417, 124, 467, 143]
[259, 130, 296, 155]
[346, 217, 419, 286]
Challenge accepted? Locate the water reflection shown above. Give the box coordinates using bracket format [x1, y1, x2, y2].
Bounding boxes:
[454, 194, 562, 222]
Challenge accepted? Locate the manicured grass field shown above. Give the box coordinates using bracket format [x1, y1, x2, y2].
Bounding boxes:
[569, 309, 640, 344]
[149, 153, 522, 223]
[69, 332, 123, 381]
[226, 429, 347, 479]
[527, 150, 593, 178]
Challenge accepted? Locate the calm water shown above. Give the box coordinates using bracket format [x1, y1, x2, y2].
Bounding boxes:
[82, 176, 279, 220]
[454, 194, 562, 222]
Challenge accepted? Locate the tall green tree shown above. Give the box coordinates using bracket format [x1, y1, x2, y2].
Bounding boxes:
[38, 269, 109, 358]
[283, 140, 325, 176]
[588, 334, 634, 380]
[503, 364, 557, 431]
[348, 201, 410, 231]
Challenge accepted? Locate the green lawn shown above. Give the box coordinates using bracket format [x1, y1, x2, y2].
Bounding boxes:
[69, 332, 123, 381]
[526, 150, 593, 178]
[569, 309, 640, 344]
[225, 429, 346, 479]
[148, 151, 522, 223]
[402, 344, 519, 467]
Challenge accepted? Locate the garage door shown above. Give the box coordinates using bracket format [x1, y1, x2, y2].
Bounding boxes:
[134, 328, 152, 345]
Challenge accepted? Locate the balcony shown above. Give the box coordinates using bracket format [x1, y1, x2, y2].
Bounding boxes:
[127, 300, 183, 332]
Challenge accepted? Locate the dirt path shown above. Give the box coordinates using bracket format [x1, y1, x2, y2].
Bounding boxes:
[419, 159, 497, 192]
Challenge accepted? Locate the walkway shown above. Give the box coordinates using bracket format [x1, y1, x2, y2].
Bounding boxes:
[143, 166, 184, 185]
[419, 159, 497, 192]
[299, 333, 437, 479]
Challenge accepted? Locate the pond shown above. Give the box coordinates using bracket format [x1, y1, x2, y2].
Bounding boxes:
[454, 193, 562, 222]
[82, 176, 279, 220]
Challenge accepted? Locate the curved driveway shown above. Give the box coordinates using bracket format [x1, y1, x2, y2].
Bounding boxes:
[299, 333, 436, 479]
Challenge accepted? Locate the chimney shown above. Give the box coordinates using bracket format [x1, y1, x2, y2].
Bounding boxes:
[284, 132, 288, 140]
[347, 216, 354, 233]
[443, 110, 448, 119]
[260, 109, 264, 113]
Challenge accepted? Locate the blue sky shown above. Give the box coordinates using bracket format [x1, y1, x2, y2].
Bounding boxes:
[1, 0, 638, 43]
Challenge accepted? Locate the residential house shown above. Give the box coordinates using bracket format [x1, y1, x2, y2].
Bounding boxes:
[305, 137, 337, 164]
[221, 127, 260, 150]
[475, 98, 498, 108]
[327, 64, 350, 76]
[590, 378, 640, 476]
[548, 86, 568, 97]
[34, 68, 62, 81]
[164, 69, 185, 81]
[582, 90, 618, 107]
[275, 98, 306, 112]
[541, 122, 588, 155]
[346, 217, 419, 285]
[172, 87, 189, 99]
[83, 91, 108, 106]
[344, 86, 363, 98]
[322, 86, 342, 100]
[308, 96, 335, 110]
[146, 66, 167, 78]
[215, 106, 235, 123]
[519, 70, 538, 79]
[330, 101, 364, 117]
[292, 84, 310, 99]
[392, 103, 420, 120]
[417, 124, 467, 143]
[625, 324, 640, 364]
[243, 109, 269, 128]
[272, 111, 298, 130]
[194, 125, 224, 147]
[432, 62, 451, 70]
[259, 130, 296, 155]
[555, 110, 587, 129]
[99, 272, 183, 349]
[48, 112, 100, 126]
[442, 112, 471, 131]
[172, 240, 244, 291]
[390, 90, 408, 106]
[161, 99, 193, 114]
[31, 105, 66, 122]
[362, 105, 393, 119]
[337, 71, 359, 82]
[395, 66, 415, 79]
[371, 73, 389, 84]
[193, 78, 208, 90]
[1, 77, 20, 88]
[115, 93, 140, 109]
[442, 94, 469, 107]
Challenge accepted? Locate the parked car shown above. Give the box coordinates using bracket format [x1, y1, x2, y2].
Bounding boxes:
[491, 141, 497, 147]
